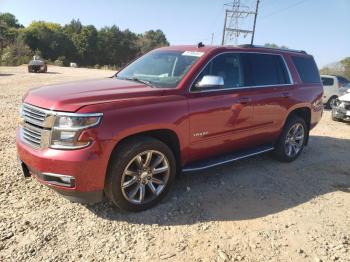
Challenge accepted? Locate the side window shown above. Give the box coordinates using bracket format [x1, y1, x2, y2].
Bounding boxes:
[291, 56, 320, 84]
[242, 53, 291, 86]
[337, 76, 350, 87]
[194, 53, 244, 90]
[321, 77, 334, 86]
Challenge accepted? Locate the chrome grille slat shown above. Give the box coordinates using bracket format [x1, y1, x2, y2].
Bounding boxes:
[23, 129, 41, 142]
[22, 133, 41, 146]
[23, 113, 45, 122]
[21, 104, 49, 148]
[23, 126, 41, 136]
[23, 108, 45, 119]
[22, 104, 47, 127]
[23, 105, 46, 115]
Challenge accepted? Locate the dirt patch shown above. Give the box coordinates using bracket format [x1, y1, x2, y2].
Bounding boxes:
[0, 66, 349, 261]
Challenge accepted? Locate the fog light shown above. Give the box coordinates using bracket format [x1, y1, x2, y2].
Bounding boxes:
[42, 173, 75, 188]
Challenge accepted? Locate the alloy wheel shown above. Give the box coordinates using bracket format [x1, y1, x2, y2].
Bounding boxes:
[284, 123, 305, 157]
[330, 97, 339, 109]
[121, 150, 170, 204]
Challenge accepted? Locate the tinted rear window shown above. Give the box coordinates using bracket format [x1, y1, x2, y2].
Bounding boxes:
[321, 77, 334, 86]
[242, 53, 290, 86]
[292, 56, 320, 84]
[337, 76, 350, 86]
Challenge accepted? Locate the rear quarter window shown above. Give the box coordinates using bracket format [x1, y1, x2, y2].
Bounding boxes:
[292, 56, 320, 84]
[321, 77, 334, 86]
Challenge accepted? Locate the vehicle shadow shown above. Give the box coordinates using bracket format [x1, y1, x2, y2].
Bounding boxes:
[44, 72, 62, 74]
[0, 73, 14, 76]
[87, 135, 350, 225]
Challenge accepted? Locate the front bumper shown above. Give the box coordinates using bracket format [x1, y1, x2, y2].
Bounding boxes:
[16, 128, 111, 204]
[332, 107, 350, 121]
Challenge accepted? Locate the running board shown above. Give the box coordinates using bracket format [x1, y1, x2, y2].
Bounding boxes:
[182, 145, 274, 172]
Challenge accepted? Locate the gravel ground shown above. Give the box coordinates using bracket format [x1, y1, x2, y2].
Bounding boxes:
[0, 65, 349, 262]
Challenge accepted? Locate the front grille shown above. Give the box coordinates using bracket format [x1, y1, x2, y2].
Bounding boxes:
[20, 104, 52, 149]
[22, 103, 47, 127]
[344, 102, 350, 110]
[22, 123, 42, 148]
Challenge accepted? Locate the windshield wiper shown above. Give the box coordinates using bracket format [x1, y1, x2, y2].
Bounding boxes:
[121, 77, 155, 88]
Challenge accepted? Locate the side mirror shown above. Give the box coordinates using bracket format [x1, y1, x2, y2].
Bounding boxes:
[195, 75, 224, 89]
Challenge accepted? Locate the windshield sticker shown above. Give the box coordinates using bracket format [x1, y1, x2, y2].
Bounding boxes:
[182, 51, 204, 57]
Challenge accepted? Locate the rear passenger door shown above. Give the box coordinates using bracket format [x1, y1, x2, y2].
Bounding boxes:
[241, 53, 294, 145]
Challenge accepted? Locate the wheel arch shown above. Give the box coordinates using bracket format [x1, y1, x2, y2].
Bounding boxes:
[285, 106, 311, 145]
[107, 129, 182, 178]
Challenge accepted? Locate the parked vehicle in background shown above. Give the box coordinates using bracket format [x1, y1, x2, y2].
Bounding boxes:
[332, 92, 350, 122]
[321, 75, 350, 108]
[17, 44, 323, 211]
[339, 83, 350, 97]
[28, 56, 47, 73]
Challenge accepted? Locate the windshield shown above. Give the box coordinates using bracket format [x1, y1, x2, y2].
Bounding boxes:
[116, 50, 204, 88]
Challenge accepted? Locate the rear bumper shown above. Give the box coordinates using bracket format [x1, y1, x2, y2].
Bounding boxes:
[16, 128, 112, 204]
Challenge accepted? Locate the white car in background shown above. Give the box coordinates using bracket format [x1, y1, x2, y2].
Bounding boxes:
[321, 75, 349, 108]
[332, 92, 350, 122]
[339, 83, 350, 96]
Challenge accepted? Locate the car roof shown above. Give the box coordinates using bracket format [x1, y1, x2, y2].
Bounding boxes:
[157, 44, 309, 56]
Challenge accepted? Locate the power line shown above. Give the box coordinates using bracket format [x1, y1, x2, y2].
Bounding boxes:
[260, 0, 311, 19]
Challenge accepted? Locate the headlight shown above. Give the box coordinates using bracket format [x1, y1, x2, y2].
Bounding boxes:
[50, 113, 102, 149]
[338, 102, 346, 109]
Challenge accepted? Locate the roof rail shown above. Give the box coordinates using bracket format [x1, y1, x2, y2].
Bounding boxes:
[238, 44, 307, 54]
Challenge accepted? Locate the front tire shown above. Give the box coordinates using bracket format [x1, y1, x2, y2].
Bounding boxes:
[327, 96, 338, 109]
[105, 136, 176, 212]
[273, 115, 307, 162]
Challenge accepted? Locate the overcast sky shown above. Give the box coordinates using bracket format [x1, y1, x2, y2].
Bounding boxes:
[1, 0, 349, 67]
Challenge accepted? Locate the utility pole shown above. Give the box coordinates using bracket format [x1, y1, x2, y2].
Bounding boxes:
[251, 0, 260, 45]
[211, 33, 214, 45]
[221, 0, 260, 46]
[221, 10, 228, 45]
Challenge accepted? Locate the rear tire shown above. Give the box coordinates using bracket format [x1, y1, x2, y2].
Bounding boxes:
[273, 115, 307, 162]
[105, 136, 176, 212]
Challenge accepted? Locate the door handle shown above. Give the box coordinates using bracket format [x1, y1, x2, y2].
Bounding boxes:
[238, 97, 251, 104]
[281, 92, 292, 98]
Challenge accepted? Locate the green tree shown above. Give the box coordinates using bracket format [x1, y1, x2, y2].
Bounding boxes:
[0, 13, 170, 68]
[264, 43, 289, 49]
[71, 25, 98, 65]
[340, 58, 350, 80]
[138, 29, 169, 54]
[0, 13, 22, 28]
[97, 26, 124, 66]
[1, 38, 33, 66]
[21, 21, 75, 63]
[0, 12, 23, 52]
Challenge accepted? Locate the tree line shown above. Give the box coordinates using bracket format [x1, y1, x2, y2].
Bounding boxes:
[0, 12, 169, 68]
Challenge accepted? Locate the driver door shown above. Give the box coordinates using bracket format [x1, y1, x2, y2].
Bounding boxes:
[187, 53, 255, 163]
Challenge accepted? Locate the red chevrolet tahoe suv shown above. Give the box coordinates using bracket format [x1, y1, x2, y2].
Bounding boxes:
[17, 44, 323, 211]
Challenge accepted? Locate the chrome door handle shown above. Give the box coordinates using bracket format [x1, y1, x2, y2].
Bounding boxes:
[281, 92, 292, 98]
[238, 97, 251, 104]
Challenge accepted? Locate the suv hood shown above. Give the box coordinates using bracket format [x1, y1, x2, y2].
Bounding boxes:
[24, 78, 164, 112]
[339, 93, 350, 102]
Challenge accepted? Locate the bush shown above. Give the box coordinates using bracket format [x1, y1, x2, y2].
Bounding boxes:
[54, 56, 66, 66]
[1, 39, 33, 66]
